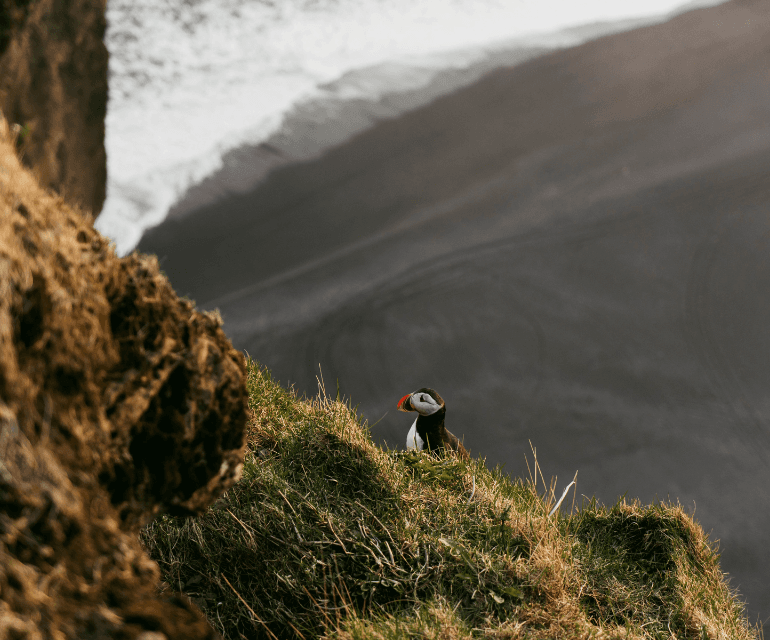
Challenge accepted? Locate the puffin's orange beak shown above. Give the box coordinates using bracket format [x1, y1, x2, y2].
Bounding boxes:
[397, 394, 413, 412]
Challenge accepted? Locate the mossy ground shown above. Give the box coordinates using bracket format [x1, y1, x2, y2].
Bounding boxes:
[141, 359, 758, 639]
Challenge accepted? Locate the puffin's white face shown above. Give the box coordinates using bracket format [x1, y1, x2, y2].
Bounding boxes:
[410, 391, 442, 416]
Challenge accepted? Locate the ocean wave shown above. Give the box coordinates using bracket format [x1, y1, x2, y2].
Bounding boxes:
[95, 0, 726, 255]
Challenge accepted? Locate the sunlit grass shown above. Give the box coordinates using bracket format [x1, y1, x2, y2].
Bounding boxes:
[141, 359, 758, 639]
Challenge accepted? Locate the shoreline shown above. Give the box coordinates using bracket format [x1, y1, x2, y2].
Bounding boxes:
[162, 43, 551, 223]
[163, 16, 668, 225]
[118, 13, 668, 245]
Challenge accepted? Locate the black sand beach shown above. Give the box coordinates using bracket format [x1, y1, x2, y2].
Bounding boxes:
[138, 0, 770, 619]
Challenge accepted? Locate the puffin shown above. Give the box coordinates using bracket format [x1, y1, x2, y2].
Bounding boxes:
[397, 388, 469, 460]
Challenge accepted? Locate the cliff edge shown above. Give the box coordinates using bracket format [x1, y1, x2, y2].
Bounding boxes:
[0, 118, 248, 638]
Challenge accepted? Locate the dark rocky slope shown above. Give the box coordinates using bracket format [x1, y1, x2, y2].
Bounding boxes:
[0, 0, 108, 215]
[0, 119, 247, 638]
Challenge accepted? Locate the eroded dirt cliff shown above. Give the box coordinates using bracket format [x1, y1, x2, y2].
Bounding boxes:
[0, 0, 108, 215]
[0, 119, 247, 639]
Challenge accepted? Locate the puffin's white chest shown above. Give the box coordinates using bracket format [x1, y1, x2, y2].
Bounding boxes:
[406, 418, 425, 450]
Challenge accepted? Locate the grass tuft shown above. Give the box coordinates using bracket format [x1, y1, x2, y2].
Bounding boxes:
[141, 359, 758, 639]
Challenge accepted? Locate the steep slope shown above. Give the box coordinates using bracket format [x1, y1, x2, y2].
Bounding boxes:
[0, 118, 247, 639]
[143, 361, 756, 640]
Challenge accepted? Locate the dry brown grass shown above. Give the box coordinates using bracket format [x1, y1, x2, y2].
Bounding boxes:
[142, 361, 758, 639]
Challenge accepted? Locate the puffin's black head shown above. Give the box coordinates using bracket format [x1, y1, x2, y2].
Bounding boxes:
[397, 388, 445, 416]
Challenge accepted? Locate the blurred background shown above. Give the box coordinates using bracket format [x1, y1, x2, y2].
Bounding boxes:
[96, 0, 769, 623]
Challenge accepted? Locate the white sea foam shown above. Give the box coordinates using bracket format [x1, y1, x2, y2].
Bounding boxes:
[96, 0, 727, 255]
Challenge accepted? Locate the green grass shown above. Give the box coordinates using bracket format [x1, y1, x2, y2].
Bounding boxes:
[141, 359, 758, 639]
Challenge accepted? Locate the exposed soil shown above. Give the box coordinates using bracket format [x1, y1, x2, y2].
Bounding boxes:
[0, 119, 247, 639]
[0, 0, 108, 216]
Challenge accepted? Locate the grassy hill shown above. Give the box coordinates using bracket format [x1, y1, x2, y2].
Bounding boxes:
[141, 359, 757, 639]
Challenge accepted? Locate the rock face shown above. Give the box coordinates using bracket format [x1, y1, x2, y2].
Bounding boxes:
[0, 0, 108, 216]
[0, 119, 247, 638]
